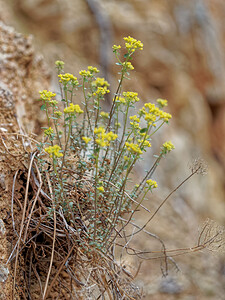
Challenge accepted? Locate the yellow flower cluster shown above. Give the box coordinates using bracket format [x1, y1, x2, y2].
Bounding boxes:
[100, 112, 109, 118]
[45, 145, 63, 158]
[163, 141, 175, 152]
[44, 127, 54, 136]
[140, 102, 172, 125]
[146, 179, 158, 189]
[112, 45, 121, 51]
[82, 136, 91, 144]
[93, 86, 110, 96]
[64, 103, 84, 114]
[157, 98, 168, 107]
[124, 36, 143, 52]
[55, 60, 65, 68]
[130, 115, 141, 129]
[125, 142, 142, 155]
[94, 127, 118, 147]
[92, 77, 110, 96]
[97, 186, 105, 193]
[123, 155, 130, 161]
[114, 96, 126, 104]
[123, 61, 134, 70]
[92, 77, 110, 88]
[58, 73, 79, 86]
[79, 70, 91, 77]
[138, 139, 151, 148]
[79, 66, 99, 78]
[54, 110, 62, 118]
[39, 90, 56, 102]
[88, 66, 99, 73]
[123, 91, 140, 103]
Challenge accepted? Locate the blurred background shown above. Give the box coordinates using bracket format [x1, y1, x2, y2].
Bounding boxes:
[1, 0, 225, 299]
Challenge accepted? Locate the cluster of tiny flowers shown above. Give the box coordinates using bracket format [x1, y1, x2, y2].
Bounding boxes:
[54, 110, 63, 118]
[93, 86, 110, 96]
[91, 77, 110, 96]
[82, 136, 91, 144]
[88, 66, 99, 74]
[146, 179, 158, 189]
[114, 96, 126, 104]
[44, 127, 54, 136]
[39, 90, 56, 102]
[125, 142, 142, 155]
[100, 112, 109, 118]
[55, 60, 65, 69]
[138, 139, 151, 148]
[157, 98, 168, 107]
[45, 145, 63, 158]
[58, 73, 79, 86]
[79, 66, 99, 78]
[64, 103, 84, 114]
[123, 36, 143, 52]
[139, 102, 172, 125]
[94, 127, 118, 147]
[162, 141, 175, 152]
[123, 91, 140, 103]
[97, 186, 105, 193]
[92, 77, 110, 88]
[123, 61, 134, 70]
[112, 45, 121, 51]
[130, 115, 141, 129]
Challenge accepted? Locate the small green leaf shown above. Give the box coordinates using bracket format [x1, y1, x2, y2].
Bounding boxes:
[40, 104, 46, 111]
[140, 128, 148, 133]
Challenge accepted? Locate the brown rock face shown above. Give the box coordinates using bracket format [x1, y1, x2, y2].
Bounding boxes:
[0, 21, 50, 299]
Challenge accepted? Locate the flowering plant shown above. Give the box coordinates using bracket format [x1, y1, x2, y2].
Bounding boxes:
[37, 36, 175, 251]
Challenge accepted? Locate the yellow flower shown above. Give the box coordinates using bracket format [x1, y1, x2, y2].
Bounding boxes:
[130, 115, 140, 122]
[45, 145, 63, 158]
[54, 110, 62, 118]
[97, 186, 105, 193]
[88, 66, 99, 73]
[79, 70, 91, 77]
[146, 179, 158, 189]
[105, 132, 118, 141]
[162, 141, 175, 152]
[138, 139, 151, 148]
[82, 136, 91, 144]
[44, 127, 54, 136]
[55, 60, 64, 68]
[112, 45, 121, 51]
[114, 96, 126, 104]
[39, 90, 56, 102]
[123, 61, 134, 70]
[160, 112, 172, 122]
[94, 127, 105, 135]
[64, 103, 84, 114]
[58, 73, 78, 86]
[125, 142, 142, 155]
[123, 36, 143, 51]
[93, 86, 110, 96]
[96, 139, 108, 147]
[157, 98, 168, 107]
[92, 77, 110, 87]
[100, 112, 109, 118]
[123, 91, 140, 103]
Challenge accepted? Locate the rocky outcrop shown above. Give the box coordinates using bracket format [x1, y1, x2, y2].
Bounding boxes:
[0, 21, 49, 299]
